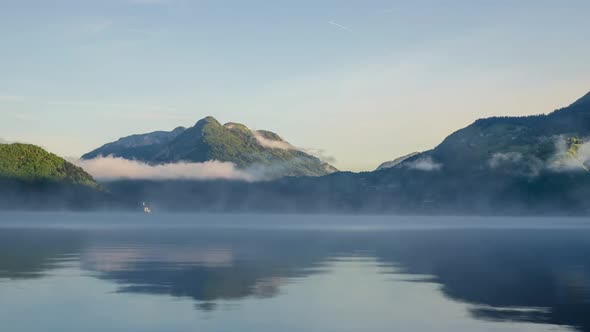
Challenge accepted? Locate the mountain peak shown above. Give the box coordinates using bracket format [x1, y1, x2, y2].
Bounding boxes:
[83, 117, 338, 178]
[195, 116, 220, 127]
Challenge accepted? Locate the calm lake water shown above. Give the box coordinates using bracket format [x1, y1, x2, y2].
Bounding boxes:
[1, 213, 590, 332]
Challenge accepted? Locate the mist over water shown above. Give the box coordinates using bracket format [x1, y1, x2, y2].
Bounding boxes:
[1, 213, 590, 332]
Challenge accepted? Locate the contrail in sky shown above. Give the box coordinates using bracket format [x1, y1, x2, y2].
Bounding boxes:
[328, 21, 353, 32]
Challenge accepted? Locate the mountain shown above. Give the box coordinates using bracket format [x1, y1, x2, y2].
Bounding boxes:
[376, 152, 419, 170]
[0, 143, 97, 186]
[83, 117, 337, 178]
[105, 91, 590, 215]
[393, 91, 590, 175]
[0, 143, 128, 210]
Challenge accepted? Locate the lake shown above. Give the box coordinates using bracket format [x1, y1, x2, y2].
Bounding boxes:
[1, 213, 589, 332]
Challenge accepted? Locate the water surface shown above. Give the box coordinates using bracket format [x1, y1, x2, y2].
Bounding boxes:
[1, 213, 589, 332]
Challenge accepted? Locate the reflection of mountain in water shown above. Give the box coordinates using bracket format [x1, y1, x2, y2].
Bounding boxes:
[80, 229, 339, 304]
[0, 229, 84, 279]
[373, 230, 590, 331]
[1, 225, 590, 331]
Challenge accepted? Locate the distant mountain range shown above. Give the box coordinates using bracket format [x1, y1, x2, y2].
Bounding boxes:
[396, 90, 590, 174]
[3, 91, 590, 214]
[106, 90, 590, 215]
[83, 116, 337, 178]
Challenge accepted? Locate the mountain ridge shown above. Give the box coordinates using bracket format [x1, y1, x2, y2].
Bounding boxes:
[83, 116, 337, 178]
[105, 90, 590, 215]
[383, 90, 590, 174]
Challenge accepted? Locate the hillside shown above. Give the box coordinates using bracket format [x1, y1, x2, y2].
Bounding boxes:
[0, 143, 97, 186]
[0, 143, 130, 210]
[106, 91, 590, 215]
[387, 91, 590, 175]
[83, 117, 337, 178]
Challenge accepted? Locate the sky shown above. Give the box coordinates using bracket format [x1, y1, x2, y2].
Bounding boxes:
[1, 0, 589, 171]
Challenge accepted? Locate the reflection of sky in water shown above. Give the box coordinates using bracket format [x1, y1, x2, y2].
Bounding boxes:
[1, 216, 590, 332]
[82, 245, 234, 271]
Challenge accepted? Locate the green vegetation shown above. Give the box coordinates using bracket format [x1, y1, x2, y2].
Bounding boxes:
[567, 137, 583, 158]
[565, 137, 589, 172]
[0, 143, 98, 187]
[6, 91, 590, 213]
[84, 116, 337, 178]
[421, 93, 590, 174]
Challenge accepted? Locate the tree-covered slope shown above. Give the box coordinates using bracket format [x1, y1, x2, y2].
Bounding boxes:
[106, 91, 590, 215]
[83, 116, 337, 177]
[394, 91, 590, 174]
[0, 143, 97, 187]
[0, 144, 131, 211]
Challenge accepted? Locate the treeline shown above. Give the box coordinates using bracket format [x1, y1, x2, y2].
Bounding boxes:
[0, 177, 128, 211]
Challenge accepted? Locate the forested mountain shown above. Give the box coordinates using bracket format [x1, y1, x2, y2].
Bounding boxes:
[0, 143, 97, 186]
[0, 143, 123, 210]
[106, 91, 590, 215]
[83, 117, 337, 178]
[4, 91, 590, 214]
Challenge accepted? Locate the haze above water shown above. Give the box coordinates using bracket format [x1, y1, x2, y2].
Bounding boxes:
[1, 214, 590, 332]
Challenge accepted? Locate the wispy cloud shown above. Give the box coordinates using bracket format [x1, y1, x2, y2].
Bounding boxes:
[328, 20, 353, 32]
[487, 152, 544, 177]
[301, 147, 337, 164]
[252, 131, 295, 150]
[76, 156, 254, 181]
[251, 130, 336, 163]
[403, 156, 442, 171]
[76, 155, 327, 181]
[488, 152, 524, 169]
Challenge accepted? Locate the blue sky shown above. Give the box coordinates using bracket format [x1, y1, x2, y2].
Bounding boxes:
[1, 0, 589, 171]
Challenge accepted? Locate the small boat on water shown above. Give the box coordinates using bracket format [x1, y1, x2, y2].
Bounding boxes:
[142, 202, 152, 214]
